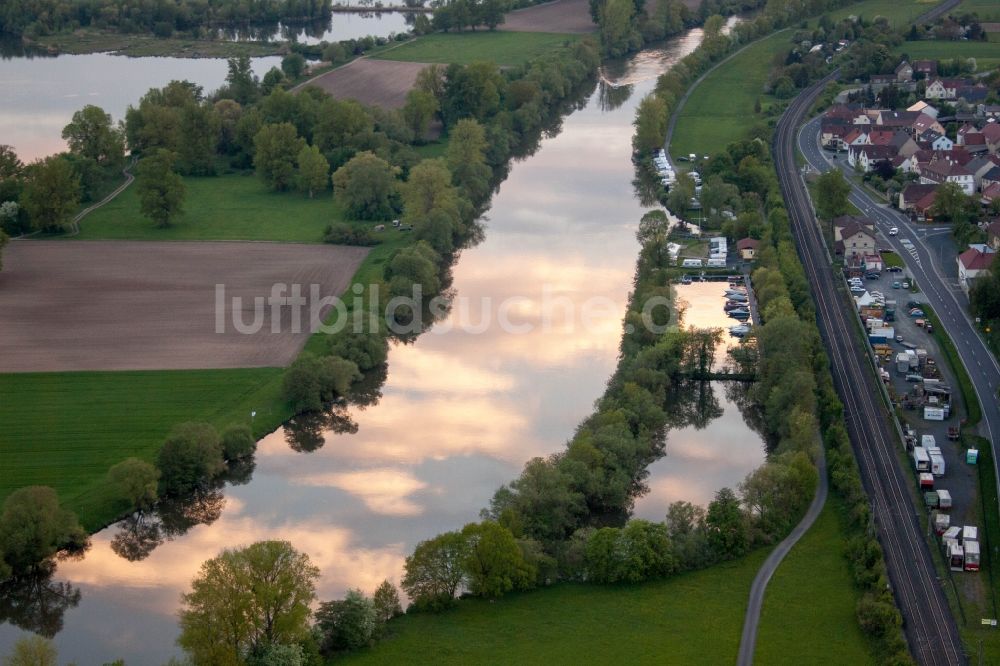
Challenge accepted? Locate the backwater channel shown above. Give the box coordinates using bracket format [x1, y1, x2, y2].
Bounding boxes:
[0, 17, 766, 663]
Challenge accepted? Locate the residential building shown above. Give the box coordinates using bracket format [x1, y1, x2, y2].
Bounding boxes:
[834, 216, 877, 258]
[913, 60, 937, 78]
[895, 61, 913, 82]
[899, 183, 938, 211]
[957, 246, 996, 294]
[737, 238, 760, 261]
[920, 158, 975, 194]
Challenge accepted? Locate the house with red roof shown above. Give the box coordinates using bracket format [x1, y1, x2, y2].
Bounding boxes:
[737, 238, 760, 261]
[958, 246, 996, 294]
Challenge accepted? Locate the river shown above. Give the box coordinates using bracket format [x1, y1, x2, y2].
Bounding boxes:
[0, 19, 764, 665]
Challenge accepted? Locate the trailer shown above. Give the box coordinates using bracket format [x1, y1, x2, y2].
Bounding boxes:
[921, 434, 936, 448]
[933, 512, 951, 535]
[931, 454, 946, 477]
[965, 540, 980, 572]
[912, 446, 930, 472]
[942, 526, 961, 545]
[962, 526, 978, 544]
[949, 542, 965, 571]
[924, 406, 945, 421]
[937, 489, 952, 510]
[919, 472, 934, 490]
[925, 491, 939, 509]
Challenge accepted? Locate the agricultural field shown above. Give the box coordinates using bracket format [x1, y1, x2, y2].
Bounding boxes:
[0, 367, 284, 529]
[959, 0, 1000, 21]
[77, 173, 350, 242]
[501, 0, 597, 34]
[301, 58, 432, 109]
[827, 0, 944, 25]
[755, 501, 876, 664]
[897, 40, 1000, 69]
[0, 240, 367, 372]
[375, 31, 582, 66]
[344, 548, 771, 665]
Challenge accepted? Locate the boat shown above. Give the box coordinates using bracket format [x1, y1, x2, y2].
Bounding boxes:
[724, 300, 745, 311]
[729, 324, 750, 337]
[728, 308, 750, 319]
[680, 275, 692, 285]
[724, 288, 746, 296]
[726, 293, 748, 302]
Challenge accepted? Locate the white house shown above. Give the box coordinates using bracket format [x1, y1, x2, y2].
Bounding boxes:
[957, 245, 996, 294]
[920, 159, 975, 194]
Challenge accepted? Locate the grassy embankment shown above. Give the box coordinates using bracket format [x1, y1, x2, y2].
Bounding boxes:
[375, 31, 582, 66]
[343, 548, 770, 664]
[31, 30, 285, 57]
[755, 500, 876, 665]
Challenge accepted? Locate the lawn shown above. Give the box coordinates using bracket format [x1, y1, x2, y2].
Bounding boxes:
[375, 31, 580, 66]
[882, 250, 905, 268]
[755, 501, 876, 664]
[343, 548, 771, 665]
[670, 31, 790, 160]
[0, 368, 285, 529]
[826, 0, 944, 25]
[76, 173, 348, 242]
[897, 40, 1000, 69]
[959, 0, 1000, 21]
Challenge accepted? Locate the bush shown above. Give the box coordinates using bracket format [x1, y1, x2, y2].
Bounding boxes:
[282, 353, 361, 413]
[323, 222, 379, 246]
[106, 457, 160, 511]
[0, 486, 88, 576]
[220, 424, 256, 461]
[315, 589, 378, 654]
[156, 422, 225, 497]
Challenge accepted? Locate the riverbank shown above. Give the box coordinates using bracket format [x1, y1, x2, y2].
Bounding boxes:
[29, 30, 288, 57]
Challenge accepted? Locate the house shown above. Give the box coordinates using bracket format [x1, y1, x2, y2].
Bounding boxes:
[987, 220, 1000, 251]
[871, 74, 896, 86]
[889, 130, 919, 158]
[982, 123, 1000, 154]
[877, 110, 921, 131]
[920, 159, 975, 194]
[919, 130, 954, 151]
[982, 166, 1000, 190]
[913, 189, 939, 221]
[834, 216, 877, 258]
[957, 246, 996, 294]
[737, 238, 760, 261]
[983, 182, 1000, 207]
[843, 128, 870, 148]
[957, 84, 989, 104]
[925, 78, 968, 100]
[981, 105, 1000, 120]
[908, 100, 938, 117]
[911, 112, 945, 136]
[913, 60, 937, 78]
[899, 183, 938, 211]
[891, 154, 917, 173]
[967, 156, 1000, 189]
[964, 133, 988, 155]
[868, 129, 896, 146]
[895, 61, 914, 83]
[821, 121, 852, 150]
[956, 123, 978, 146]
[849, 144, 897, 171]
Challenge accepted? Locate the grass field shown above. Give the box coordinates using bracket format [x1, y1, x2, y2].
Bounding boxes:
[897, 40, 1000, 69]
[826, 0, 944, 25]
[343, 548, 770, 665]
[76, 173, 349, 242]
[959, 0, 1000, 21]
[755, 501, 876, 664]
[0, 368, 285, 529]
[670, 31, 789, 160]
[375, 31, 580, 66]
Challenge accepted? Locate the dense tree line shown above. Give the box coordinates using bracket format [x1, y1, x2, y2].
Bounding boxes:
[0, 0, 330, 39]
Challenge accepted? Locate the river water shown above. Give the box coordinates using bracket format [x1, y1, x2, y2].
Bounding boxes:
[0, 19, 764, 665]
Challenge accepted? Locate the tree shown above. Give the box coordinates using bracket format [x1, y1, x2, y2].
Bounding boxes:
[402, 89, 439, 140]
[401, 530, 468, 610]
[599, 0, 638, 57]
[931, 181, 975, 224]
[296, 144, 329, 198]
[136, 149, 185, 228]
[226, 56, 260, 105]
[0, 486, 87, 575]
[372, 579, 402, 624]
[666, 172, 695, 215]
[20, 156, 80, 232]
[282, 353, 361, 413]
[386, 240, 442, 300]
[705, 487, 748, 559]
[156, 422, 225, 497]
[177, 102, 221, 175]
[461, 521, 532, 599]
[282, 53, 307, 80]
[314, 589, 377, 654]
[221, 424, 256, 461]
[61, 105, 125, 169]
[633, 94, 667, 154]
[2, 635, 57, 666]
[445, 118, 491, 202]
[106, 458, 160, 511]
[178, 540, 320, 665]
[332, 151, 399, 220]
[814, 169, 851, 220]
[254, 123, 306, 191]
[856, 595, 902, 637]
[441, 62, 504, 126]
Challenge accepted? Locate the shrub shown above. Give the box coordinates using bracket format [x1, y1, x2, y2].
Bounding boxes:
[156, 422, 225, 497]
[220, 424, 256, 461]
[323, 222, 378, 246]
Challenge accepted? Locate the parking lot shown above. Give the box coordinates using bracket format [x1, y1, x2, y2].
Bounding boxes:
[854, 267, 979, 533]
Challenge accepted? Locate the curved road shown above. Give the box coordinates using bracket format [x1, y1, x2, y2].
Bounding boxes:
[736, 444, 828, 665]
[775, 71, 965, 665]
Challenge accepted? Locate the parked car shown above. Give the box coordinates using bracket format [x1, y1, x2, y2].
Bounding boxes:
[895, 335, 904, 343]
[907, 300, 921, 308]
[910, 308, 925, 317]
[892, 281, 900, 289]
[887, 266, 903, 273]
[902, 281, 910, 289]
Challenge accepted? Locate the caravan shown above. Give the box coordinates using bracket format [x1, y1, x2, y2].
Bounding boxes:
[912, 446, 930, 472]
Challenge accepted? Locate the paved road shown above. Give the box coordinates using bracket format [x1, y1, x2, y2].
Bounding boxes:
[775, 71, 965, 665]
[798, 115, 1000, 514]
[736, 443, 828, 666]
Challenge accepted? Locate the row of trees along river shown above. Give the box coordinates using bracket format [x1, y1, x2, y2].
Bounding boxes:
[0, 17, 770, 665]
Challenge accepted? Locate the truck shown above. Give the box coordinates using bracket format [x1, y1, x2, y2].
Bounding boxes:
[921, 434, 936, 448]
[942, 526, 960, 545]
[919, 472, 934, 490]
[938, 489, 952, 510]
[963, 525, 978, 544]
[924, 406, 945, 421]
[934, 512, 951, 535]
[930, 454, 945, 477]
[912, 446, 930, 472]
[965, 540, 980, 571]
[949, 542, 965, 571]
[896, 353, 911, 374]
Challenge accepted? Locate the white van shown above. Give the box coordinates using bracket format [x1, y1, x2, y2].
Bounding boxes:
[681, 258, 704, 268]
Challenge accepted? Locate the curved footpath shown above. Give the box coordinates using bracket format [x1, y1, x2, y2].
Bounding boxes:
[736, 445, 828, 666]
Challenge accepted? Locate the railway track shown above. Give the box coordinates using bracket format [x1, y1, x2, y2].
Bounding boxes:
[773, 67, 965, 665]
